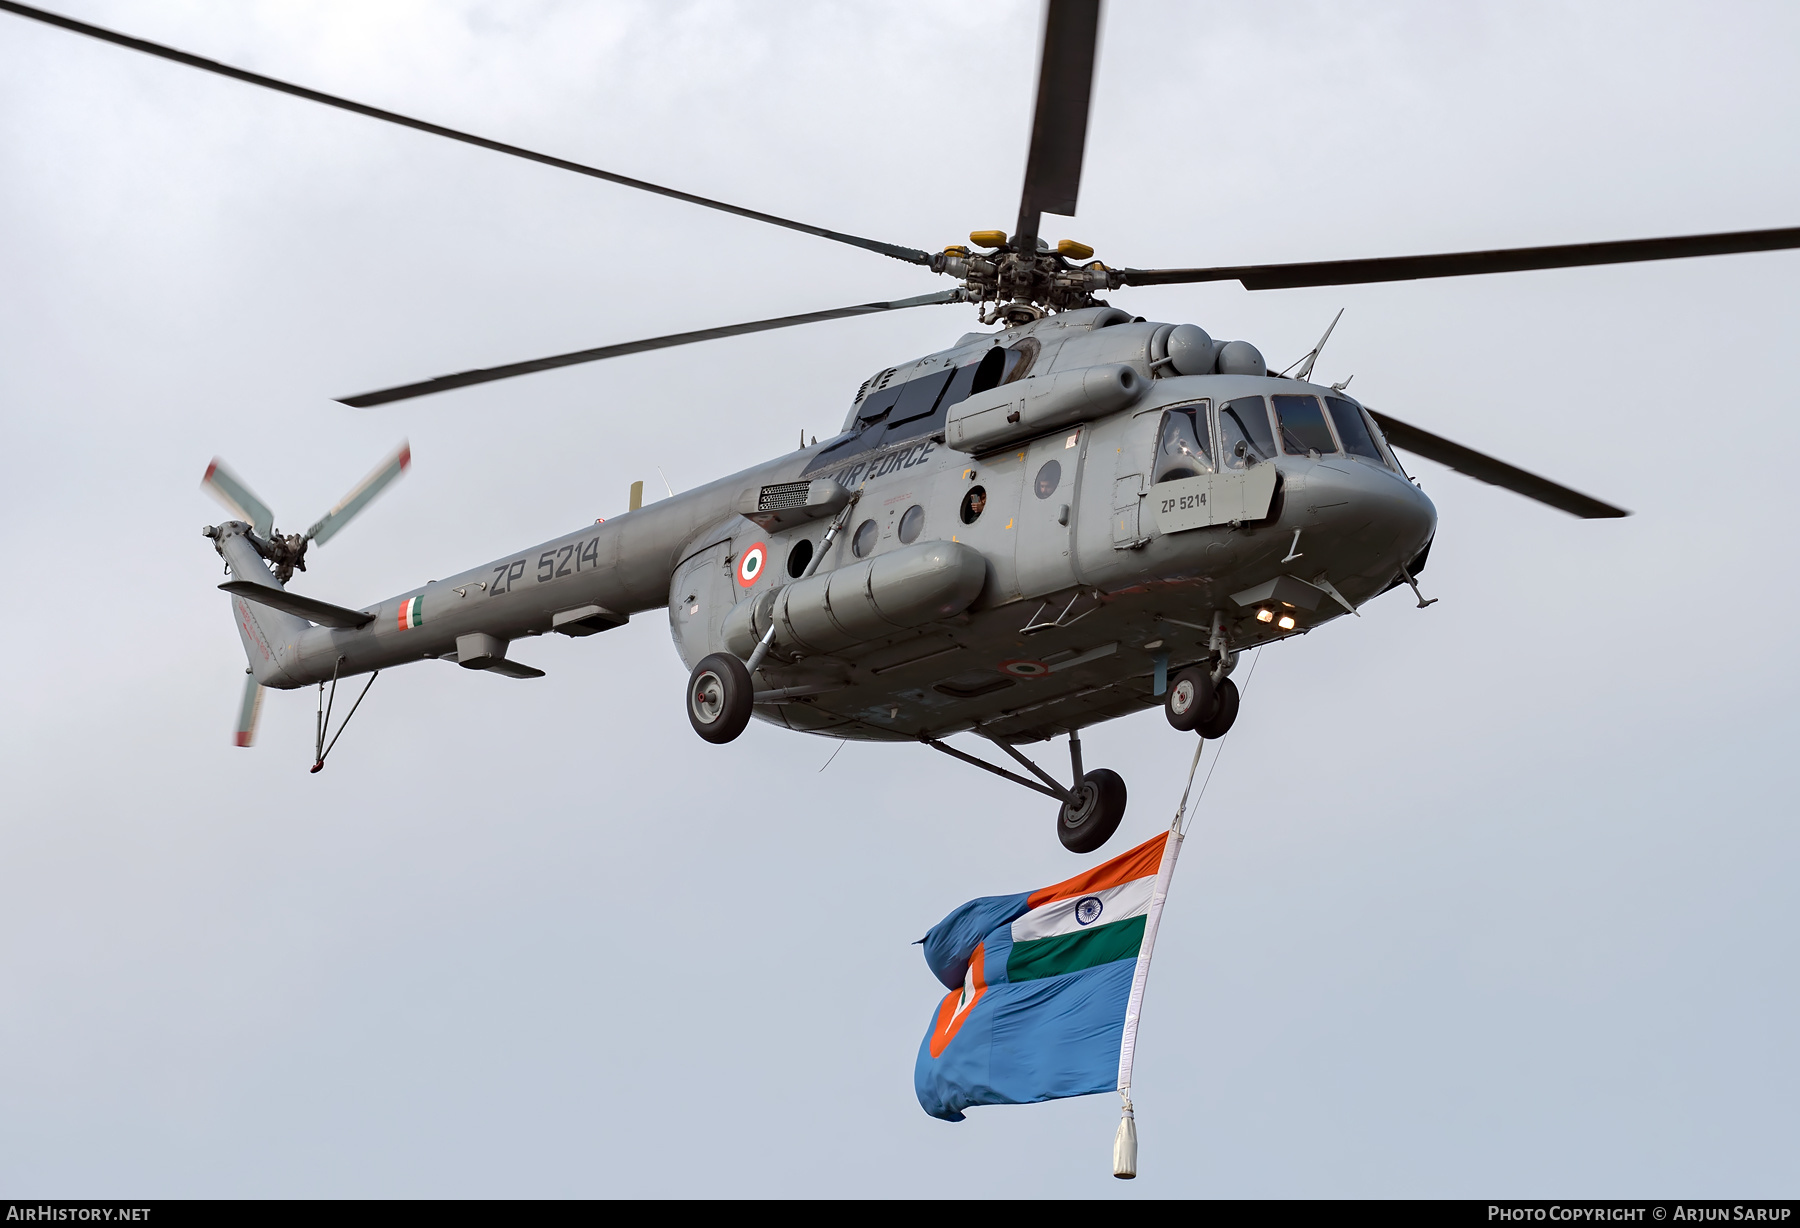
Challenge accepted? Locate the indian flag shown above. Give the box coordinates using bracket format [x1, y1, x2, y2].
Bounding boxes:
[1004, 836, 1163, 983]
[398, 595, 424, 630]
[914, 830, 1179, 1122]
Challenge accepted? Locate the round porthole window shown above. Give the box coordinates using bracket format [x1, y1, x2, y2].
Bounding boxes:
[851, 518, 878, 557]
[960, 485, 988, 525]
[898, 504, 924, 544]
[1034, 459, 1062, 500]
[786, 538, 814, 577]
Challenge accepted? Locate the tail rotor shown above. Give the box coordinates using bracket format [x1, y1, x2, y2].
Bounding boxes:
[202, 441, 411, 748]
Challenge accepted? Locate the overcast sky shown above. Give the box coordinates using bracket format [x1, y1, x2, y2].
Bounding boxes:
[2, 0, 1796, 1198]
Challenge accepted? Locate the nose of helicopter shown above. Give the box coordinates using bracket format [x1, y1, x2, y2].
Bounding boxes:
[1282, 455, 1437, 584]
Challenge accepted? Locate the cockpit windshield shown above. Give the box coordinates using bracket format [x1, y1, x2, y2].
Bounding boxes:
[1219, 397, 1277, 470]
[1273, 394, 1340, 456]
[1154, 404, 1212, 483]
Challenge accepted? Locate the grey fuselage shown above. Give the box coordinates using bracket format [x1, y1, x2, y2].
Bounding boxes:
[217, 306, 1436, 745]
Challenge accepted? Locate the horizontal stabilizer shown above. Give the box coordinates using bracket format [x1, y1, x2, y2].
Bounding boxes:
[475, 658, 545, 680]
[220, 580, 375, 628]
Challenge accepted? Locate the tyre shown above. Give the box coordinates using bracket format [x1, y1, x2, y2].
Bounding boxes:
[1197, 676, 1240, 739]
[1163, 667, 1215, 732]
[687, 652, 753, 744]
[1057, 767, 1128, 854]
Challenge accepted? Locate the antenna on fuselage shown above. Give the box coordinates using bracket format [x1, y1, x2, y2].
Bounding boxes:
[1282, 308, 1345, 383]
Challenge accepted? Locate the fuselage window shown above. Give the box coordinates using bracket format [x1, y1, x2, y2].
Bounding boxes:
[786, 538, 814, 577]
[1153, 405, 1212, 484]
[1218, 397, 1277, 469]
[1273, 394, 1339, 456]
[898, 504, 925, 543]
[960, 485, 987, 524]
[851, 519, 878, 557]
[1324, 395, 1383, 463]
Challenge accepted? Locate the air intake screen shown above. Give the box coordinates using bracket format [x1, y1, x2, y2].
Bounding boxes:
[757, 482, 813, 512]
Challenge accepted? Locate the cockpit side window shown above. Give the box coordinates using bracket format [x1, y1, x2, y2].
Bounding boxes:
[1218, 397, 1277, 469]
[1324, 395, 1384, 464]
[1273, 394, 1340, 456]
[1363, 408, 1407, 475]
[1153, 403, 1213, 484]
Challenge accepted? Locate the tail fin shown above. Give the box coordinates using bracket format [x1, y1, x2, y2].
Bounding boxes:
[211, 521, 310, 687]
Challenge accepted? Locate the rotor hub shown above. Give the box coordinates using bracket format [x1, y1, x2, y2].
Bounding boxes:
[931, 233, 1114, 315]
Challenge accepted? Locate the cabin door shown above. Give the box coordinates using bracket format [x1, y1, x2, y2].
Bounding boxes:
[1015, 425, 1085, 596]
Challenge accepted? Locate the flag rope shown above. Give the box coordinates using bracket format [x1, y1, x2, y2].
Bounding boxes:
[1111, 646, 1264, 1176]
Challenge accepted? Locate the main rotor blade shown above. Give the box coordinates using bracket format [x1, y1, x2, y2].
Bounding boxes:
[1368, 409, 1628, 519]
[305, 440, 411, 545]
[201, 457, 275, 538]
[1114, 226, 1800, 291]
[0, 1, 930, 267]
[1013, 0, 1102, 250]
[338, 290, 964, 407]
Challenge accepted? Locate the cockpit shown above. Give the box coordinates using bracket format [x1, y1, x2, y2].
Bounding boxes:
[1152, 392, 1398, 486]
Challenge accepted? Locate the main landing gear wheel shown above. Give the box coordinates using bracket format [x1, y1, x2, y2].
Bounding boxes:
[1197, 676, 1240, 740]
[1163, 667, 1216, 732]
[1057, 767, 1128, 854]
[687, 652, 753, 744]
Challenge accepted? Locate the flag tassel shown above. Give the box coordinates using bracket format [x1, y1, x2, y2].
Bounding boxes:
[1112, 1095, 1138, 1179]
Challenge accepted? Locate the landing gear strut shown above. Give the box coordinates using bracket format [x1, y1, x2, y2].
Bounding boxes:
[1164, 615, 1244, 741]
[922, 727, 1128, 854]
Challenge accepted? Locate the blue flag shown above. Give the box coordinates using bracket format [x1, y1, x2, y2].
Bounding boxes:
[915, 832, 1173, 1122]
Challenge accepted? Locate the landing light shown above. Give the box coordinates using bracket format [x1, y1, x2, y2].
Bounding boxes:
[1255, 608, 1274, 623]
[1277, 614, 1297, 631]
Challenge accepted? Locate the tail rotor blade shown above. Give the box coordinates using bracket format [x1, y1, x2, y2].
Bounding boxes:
[305, 441, 411, 545]
[201, 458, 275, 538]
[234, 674, 264, 748]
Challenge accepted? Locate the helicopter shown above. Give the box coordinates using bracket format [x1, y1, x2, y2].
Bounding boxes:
[12, 0, 1797, 854]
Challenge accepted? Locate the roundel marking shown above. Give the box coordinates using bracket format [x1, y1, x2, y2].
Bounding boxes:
[1075, 896, 1104, 926]
[736, 542, 768, 588]
[999, 659, 1050, 678]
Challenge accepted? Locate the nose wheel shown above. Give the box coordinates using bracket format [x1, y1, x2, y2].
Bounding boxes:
[1197, 677, 1240, 739]
[687, 652, 753, 744]
[1164, 667, 1241, 739]
[1163, 667, 1215, 731]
